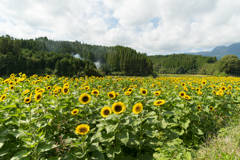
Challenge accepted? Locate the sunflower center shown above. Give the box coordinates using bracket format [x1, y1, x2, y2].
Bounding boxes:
[181, 93, 184, 96]
[135, 106, 141, 112]
[37, 95, 41, 100]
[156, 101, 162, 104]
[114, 105, 122, 112]
[82, 96, 89, 102]
[80, 128, 87, 133]
[93, 91, 98, 94]
[109, 94, 114, 98]
[142, 91, 146, 94]
[64, 88, 68, 93]
[103, 109, 110, 115]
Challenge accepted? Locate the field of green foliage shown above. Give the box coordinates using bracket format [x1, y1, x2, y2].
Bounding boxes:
[1, 73, 240, 159]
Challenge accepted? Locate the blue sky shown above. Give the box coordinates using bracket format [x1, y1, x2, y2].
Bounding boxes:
[0, 0, 240, 55]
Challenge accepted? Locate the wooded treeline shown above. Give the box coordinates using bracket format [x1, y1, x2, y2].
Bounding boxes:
[20, 36, 153, 76]
[0, 35, 153, 77]
[149, 54, 217, 74]
[149, 53, 240, 76]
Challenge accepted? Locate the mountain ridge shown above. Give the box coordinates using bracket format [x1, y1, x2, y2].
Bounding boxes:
[185, 42, 240, 60]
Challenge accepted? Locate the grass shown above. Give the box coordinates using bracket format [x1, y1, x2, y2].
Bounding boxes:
[194, 109, 240, 160]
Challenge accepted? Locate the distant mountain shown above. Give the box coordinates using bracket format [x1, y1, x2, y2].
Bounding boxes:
[186, 42, 240, 60]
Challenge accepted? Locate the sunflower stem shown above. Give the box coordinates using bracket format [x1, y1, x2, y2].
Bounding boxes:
[115, 114, 120, 147]
[56, 96, 59, 121]
[158, 106, 161, 120]
[139, 113, 143, 152]
[139, 113, 143, 139]
[18, 92, 21, 128]
[84, 105, 87, 120]
[29, 103, 32, 131]
[82, 135, 86, 153]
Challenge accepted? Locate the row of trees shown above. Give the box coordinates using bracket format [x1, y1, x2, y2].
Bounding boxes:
[33, 37, 153, 75]
[0, 35, 153, 77]
[198, 55, 240, 76]
[149, 54, 218, 74]
[0, 35, 99, 77]
[149, 53, 240, 76]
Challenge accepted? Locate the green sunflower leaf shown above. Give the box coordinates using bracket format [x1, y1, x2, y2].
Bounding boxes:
[116, 132, 129, 146]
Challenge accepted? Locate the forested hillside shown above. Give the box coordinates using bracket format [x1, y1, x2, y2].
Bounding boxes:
[149, 53, 240, 76]
[21, 36, 153, 76]
[149, 54, 217, 74]
[0, 35, 153, 77]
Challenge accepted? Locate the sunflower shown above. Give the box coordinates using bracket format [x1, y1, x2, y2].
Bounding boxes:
[154, 91, 161, 96]
[24, 97, 31, 104]
[220, 86, 227, 91]
[132, 103, 143, 114]
[154, 99, 165, 106]
[0, 94, 7, 101]
[53, 89, 58, 94]
[63, 83, 69, 88]
[91, 89, 99, 96]
[57, 87, 63, 94]
[9, 81, 14, 85]
[35, 93, 42, 102]
[212, 90, 216, 95]
[9, 85, 14, 90]
[98, 85, 101, 89]
[100, 106, 112, 117]
[71, 109, 79, 115]
[63, 87, 69, 95]
[79, 93, 91, 104]
[83, 86, 89, 91]
[112, 102, 126, 114]
[179, 91, 186, 98]
[108, 91, 115, 99]
[37, 89, 45, 94]
[123, 87, 127, 91]
[106, 83, 110, 86]
[181, 83, 186, 87]
[198, 91, 202, 95]
[228, 85, 232, 90]
[22, 89, 30, 95]
[128, 88, 133, 92]
[35, 87, 41, 92]
[197, 105, 201, 110]
[209, 106, 214, 111]
[196, 88, 200, 92]
[184, 95, 191, 100]
[140, 89, 147, 95]
[75, 124, 90, 135]
[124, 91, 131, 96]
[202, 80, 206, 85]
[115, 93, 119, 97]
[46, 75, 50, 79]
[47, 86, 51, 90]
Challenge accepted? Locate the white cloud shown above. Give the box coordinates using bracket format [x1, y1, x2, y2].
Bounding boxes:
[0, 0, 240, 55]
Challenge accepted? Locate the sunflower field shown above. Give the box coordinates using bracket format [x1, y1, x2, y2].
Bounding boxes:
[0, 73, 240, 159]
